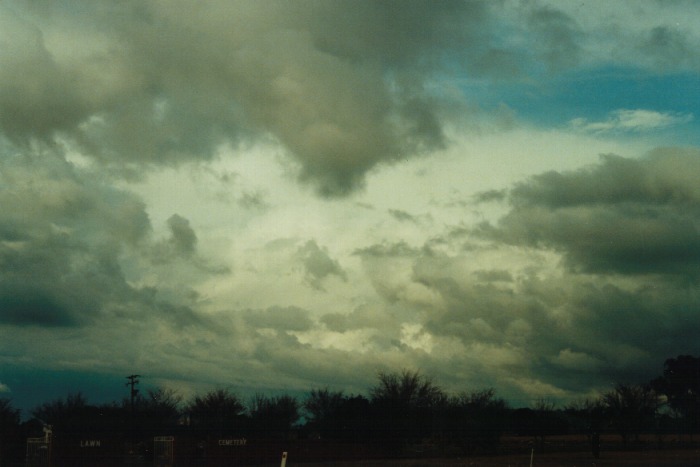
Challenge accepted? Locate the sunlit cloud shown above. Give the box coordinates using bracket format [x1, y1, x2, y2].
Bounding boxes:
[570, 109, 693, 133]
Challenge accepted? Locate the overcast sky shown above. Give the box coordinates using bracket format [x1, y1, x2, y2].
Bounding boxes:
[2, 0, 700, 415]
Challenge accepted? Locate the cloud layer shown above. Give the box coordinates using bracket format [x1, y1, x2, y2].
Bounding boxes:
[2, 1, 700, 412]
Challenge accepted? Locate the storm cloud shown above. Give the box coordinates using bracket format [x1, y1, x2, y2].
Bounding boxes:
[478, 149, 700, 276]
[5, 1, 690, 196]
[0, 0, 495, 195]
[2, 1, 700, 413]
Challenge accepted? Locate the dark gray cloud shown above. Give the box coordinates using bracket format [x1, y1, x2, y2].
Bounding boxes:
[354, 241, 420, 259]
[0, 288, 76, 327]
[477, 149, 700, 276]
[297, 240, 347, 291]
[166, 214, 197, 256]
[640, 26, 699, 69]
[0, 1, 492, 195]
[0, 149, 150, 326]
[473, 189, 507, 203]
[0, 145, 223, 329]
[321, 303, 397, 333]
[0, 0, 612, 197]
[527, 5, 582, 71]
[343, 148, 700, 397]
[395, 147, 700, 392]
[3, 0, 700, 412]
[237, 190, 269, 210]
[401, 240, 700, 394]
[388, 209, 418, 223]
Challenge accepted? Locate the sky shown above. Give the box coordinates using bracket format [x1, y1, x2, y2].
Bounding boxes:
[2, 0, 700, 416]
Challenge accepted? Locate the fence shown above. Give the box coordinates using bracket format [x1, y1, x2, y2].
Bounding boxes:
[25, 437, 50, 467]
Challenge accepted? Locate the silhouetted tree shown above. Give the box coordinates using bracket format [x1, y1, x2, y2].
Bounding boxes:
[602, 383, 660, 444]
[304, 388, 345, 438]
[185, 388, 247, 435]
[369, 370, 446, 449]
[0, 398, 22, 466]
[439, 388, 507, 455]
[30, 392, 131, 441]
[509, 399, 568, 453]
[531, 399, 568, 452]
[304, 389, 372, 441]
[0, 397, 20, 429]
[335, 394, 372, 442]
[564, 398, 606, 434]
[249, 394, 300, 439]
[31, 392, 89, 428]
[130, 387, 183, 434]
[651, 355, 700, 435]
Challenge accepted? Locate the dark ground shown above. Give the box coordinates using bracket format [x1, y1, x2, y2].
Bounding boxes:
[271, 435, 700, 467]
[276, 448, 699, 466]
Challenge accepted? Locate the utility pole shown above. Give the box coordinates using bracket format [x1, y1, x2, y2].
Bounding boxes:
[126, 374, 141, 413]
[125, 374, 141, 456]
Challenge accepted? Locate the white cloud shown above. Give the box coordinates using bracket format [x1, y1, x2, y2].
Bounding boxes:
[570, 109, 693, 133]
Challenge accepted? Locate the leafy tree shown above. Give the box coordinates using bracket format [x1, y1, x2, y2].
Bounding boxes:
[249, 394, 300, 438]
[651, 355, 700, 434]
[304, 389, 372, 441]
[185, 388, 247, 434]
[602, 383, 660, 443]
[333, 394, 372, 442]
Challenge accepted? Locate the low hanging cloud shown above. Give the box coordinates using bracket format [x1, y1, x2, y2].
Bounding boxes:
[0, 148, 219, 329]
[0, 150, 150, 326]
[432, 147, 700, 389]
[331, 148, 700, 397]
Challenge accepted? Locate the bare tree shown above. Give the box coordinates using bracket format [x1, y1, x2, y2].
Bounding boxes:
[304, 388, 344, 436]
[602, 383, 660, 444]
[369, 369, 446, 448]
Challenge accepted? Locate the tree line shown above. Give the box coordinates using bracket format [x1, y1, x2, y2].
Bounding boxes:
[1, 355, 699, 464]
